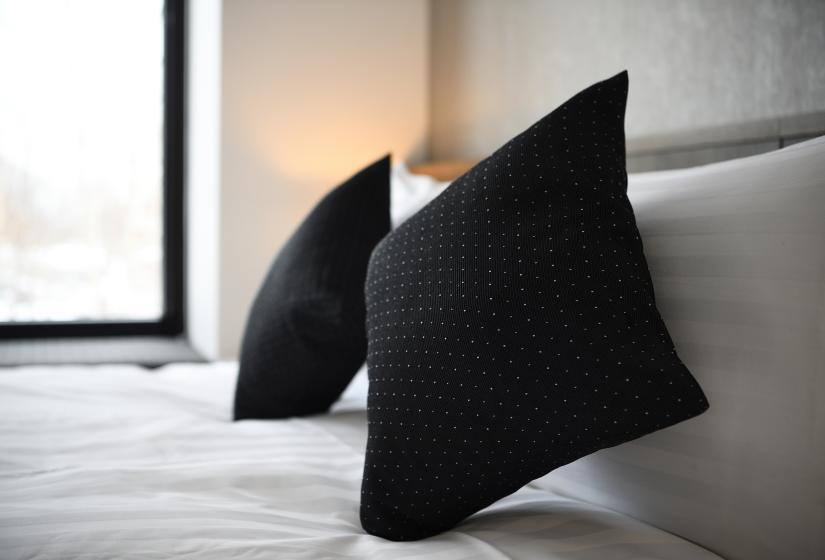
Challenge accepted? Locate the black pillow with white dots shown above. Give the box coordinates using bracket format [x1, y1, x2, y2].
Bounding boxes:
[359, 71, 709, 540]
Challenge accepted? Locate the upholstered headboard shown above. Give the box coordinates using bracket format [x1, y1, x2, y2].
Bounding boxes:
[410, 118, 825, 560]
[624, 111, 825, 172]
[412, 111, 825, 177]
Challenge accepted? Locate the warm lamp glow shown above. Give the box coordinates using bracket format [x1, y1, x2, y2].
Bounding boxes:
[255, 115, 424, 187]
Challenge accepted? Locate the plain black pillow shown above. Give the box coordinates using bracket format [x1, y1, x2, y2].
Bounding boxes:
[360, 72, 709, 540]
[234, 155, 390, 420]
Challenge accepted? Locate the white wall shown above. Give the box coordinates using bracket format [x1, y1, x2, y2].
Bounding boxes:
[429, 0, 825, 159]
[186, 0, 222, 359]
[187, 0, 430, 359]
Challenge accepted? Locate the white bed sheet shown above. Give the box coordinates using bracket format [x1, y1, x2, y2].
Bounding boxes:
[0, 362, 721, 560]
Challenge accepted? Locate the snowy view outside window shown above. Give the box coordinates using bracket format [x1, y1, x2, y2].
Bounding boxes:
[0, 0, 165, 322]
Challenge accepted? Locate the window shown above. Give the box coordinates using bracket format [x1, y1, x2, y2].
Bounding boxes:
[0, 0, 184, 338]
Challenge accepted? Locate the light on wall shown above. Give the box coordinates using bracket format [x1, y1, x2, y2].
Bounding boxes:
[254, 113, 425, 187]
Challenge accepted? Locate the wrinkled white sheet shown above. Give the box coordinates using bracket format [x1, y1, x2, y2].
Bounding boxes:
[0, 362, 721, 559]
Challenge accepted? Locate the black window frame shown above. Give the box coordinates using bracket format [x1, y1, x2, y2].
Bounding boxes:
[0, 0, 186, 340]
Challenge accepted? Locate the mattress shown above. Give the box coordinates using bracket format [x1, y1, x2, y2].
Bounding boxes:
[0, 362, 721, 559]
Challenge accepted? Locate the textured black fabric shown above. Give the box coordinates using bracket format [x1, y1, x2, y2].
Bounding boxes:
[360, 72, 709, 540]
[234, 155, 391, 420]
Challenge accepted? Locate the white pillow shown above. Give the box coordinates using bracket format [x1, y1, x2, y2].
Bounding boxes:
[534, 136, 825, 560]
[333, 362, 369, 411]
[390, 161, 449, 228]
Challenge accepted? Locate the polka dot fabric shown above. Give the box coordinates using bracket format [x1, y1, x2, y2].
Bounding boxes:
[359, 72, 709, 540]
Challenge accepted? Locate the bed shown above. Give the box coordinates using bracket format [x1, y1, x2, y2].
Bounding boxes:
[0, 362, 721, 559]
[1, 119, 824, 559]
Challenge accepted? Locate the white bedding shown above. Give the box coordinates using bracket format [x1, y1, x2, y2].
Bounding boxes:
[0, 362, 721, 559]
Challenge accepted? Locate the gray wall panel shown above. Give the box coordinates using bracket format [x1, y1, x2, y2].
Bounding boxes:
[429, 0, 825, 160]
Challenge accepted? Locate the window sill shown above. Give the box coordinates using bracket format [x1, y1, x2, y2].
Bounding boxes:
[0, 336, 205, 368]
